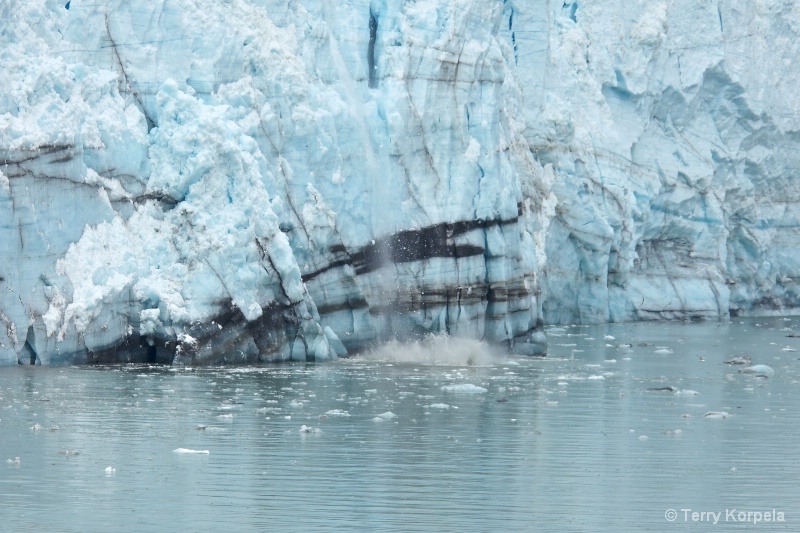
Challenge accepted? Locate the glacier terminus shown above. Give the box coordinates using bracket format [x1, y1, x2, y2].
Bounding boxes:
[1, 0, 799, 365]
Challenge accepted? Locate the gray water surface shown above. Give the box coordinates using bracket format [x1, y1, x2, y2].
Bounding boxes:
[2, 318, 799, 532]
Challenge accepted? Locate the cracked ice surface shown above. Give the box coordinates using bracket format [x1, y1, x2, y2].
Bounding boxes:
[1, 0, 800, 365]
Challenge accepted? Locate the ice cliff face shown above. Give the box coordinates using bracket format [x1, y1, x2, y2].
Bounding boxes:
[517, 1, 800, 323]
[1, 0, 799, 365]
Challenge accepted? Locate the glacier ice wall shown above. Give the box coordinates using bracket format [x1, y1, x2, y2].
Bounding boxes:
[514, 0, 800, 323]
[1, 0, 799, 365]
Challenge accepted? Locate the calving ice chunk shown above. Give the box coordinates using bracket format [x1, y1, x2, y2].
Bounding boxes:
[2, 0, 800, 365]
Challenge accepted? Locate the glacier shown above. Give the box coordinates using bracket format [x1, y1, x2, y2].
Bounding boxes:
[1, 0, 799, 365]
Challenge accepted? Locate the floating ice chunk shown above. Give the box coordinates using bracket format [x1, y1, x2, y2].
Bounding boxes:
[725, 355, 751, 365]
[6, 457, 20, 465]
[440, 384, 487, 393]
[587, 375, 605, 380]
[217, 413, 234, 419]
[704, 412, 731, 420]
[428, 403, 450, 409]
[30, 423, 43, 431]
[173, 448, 210, 454]
[104, 466, 116, 474]
[288, 400, 304, 409]
[325, 409, 350, 417]
[654, 348, 673, 354]
[638, 435, 648, 441]
[299, 425, 321, 434]
[675, 389, 699, 396]
[663, 429, 683, 437]
[374, 411, 397, 420]
[739, 365, 775, 377]
[604, 335, 615, 340]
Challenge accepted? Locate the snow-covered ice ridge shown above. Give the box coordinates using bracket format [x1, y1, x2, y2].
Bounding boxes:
[1, 0, 799, 365]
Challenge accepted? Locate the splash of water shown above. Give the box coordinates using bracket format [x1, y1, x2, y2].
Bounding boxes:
[362, 334, 501, 366]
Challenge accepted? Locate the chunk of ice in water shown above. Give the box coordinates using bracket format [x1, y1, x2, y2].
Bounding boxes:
[739, 365, 775, 377]
[440, 384, 487, 393]
[173, 448, 210, 454]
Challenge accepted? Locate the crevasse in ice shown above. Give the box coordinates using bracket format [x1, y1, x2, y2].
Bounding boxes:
[1, 0, 799, 364]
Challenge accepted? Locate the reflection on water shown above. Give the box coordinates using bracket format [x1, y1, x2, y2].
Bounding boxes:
[1, 318, 799, 532]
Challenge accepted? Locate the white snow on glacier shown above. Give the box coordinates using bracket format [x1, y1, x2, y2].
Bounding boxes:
[1, 0, 799, 365]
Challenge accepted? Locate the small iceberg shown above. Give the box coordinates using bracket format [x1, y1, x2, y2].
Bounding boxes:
[654, 348, 673, 354]
[739, 365, 775, 378]
[58, 450, 80, 456]
[440, 384, 488, 393]
[173, 448, 210, 454]
[299, 425, 321, 434]
[725, 355, 751, 365]
[373, 411, 397, 421]
[104, 466, 116, 474]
